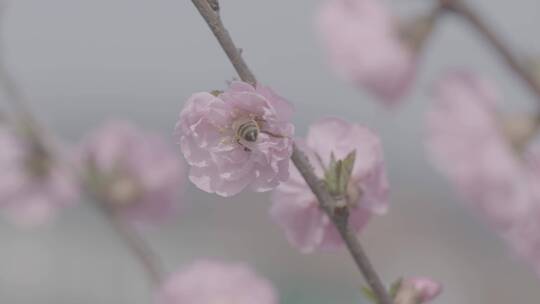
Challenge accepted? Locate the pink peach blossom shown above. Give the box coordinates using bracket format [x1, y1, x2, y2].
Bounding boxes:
[402, 277, 442, 303]
[271, 117, 389, 253]
[316, 0, 415, 105]
[0, 126, 78, 227]
[156, 259, 278, 304]
[176, 81, 294, 197]
[79, 121, 185, 225]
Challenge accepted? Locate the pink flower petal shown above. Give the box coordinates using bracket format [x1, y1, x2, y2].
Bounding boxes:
[315, 0, 415, 105]
[403, 277, 442, 303]
[156, 260, 278, 304]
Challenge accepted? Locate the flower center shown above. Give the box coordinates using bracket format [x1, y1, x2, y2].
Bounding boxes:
[106, 176, 142, 207]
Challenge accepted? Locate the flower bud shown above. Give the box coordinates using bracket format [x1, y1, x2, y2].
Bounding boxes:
[396, 277, 442, 304]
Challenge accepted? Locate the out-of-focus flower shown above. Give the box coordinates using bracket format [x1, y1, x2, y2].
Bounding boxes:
[0, 125, 78, 227]
[315, 0, 416, 105]
[427, 70, 532, 230]
[426, 70, 540, 276]
[502, 145, 540, 275]
[155, 259, 278, 304]
[176, 81, 294, 197]
[79, 121, 185, 225]
[399, 277, 442, 303]
[271, 117, 389, 253]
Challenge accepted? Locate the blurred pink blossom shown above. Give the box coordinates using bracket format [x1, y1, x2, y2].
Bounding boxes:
[316, 0, 415, 105]
[177, 81, 294, 197]
[271, 117, 389, 253]
[79, 121, 185, 225]
[502, 146, 540, 275]
[427, 70, 532, 230]
[402, 277, 442, 303]
[0, 126, 78, 227]
[156, 259, 278, 304]
[426, 70, 540, 275]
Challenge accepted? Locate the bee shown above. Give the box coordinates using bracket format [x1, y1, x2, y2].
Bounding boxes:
[230, 116, 287, 152]
[232, 117, 260, 151]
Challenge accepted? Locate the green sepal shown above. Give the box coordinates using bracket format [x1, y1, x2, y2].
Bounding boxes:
[323, 153, 336, 194]
[210, 90, 223, 96]
[323, 150, 356, 198]
[361, 286, 378, 304]
[339, 150, 356, 194]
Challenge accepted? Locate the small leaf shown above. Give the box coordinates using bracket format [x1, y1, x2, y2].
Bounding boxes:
[335, 159, 343, 195]
[389, 278, 404, 299]
[342, 150, 356, 180]
[324, 152, 339, 195]
[323, 150, 357, 199]
[361, 286, 378, 304]
[323, 167, 334, 192]
[339, 150, 356, 193]
[329, 152, 337, 169]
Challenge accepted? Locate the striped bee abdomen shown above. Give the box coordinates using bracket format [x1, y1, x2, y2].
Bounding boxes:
[236, 119, 259, 142]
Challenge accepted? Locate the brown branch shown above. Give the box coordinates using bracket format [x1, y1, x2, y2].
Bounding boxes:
[443, 0, 540, 100]
[0, 1, 39, 126]
[191, 0, 256, 86]
[190, 1, 393, 303]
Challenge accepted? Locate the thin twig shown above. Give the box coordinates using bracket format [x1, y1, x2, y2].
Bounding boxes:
[443, 0, 540, 100]
[99, 203, 165, 286]
[81, 164, 166, 286]
[191, 0, 256, 86]
[0, 1, 39, 125]
[190, 1, 393, 303]
[83, 174, 166, 287]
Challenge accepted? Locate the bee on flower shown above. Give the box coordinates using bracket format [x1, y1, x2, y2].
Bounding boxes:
[176, 81, 295, 197]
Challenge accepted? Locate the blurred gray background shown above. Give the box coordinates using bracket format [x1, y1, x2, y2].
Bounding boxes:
[1, 0, 539, 303]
